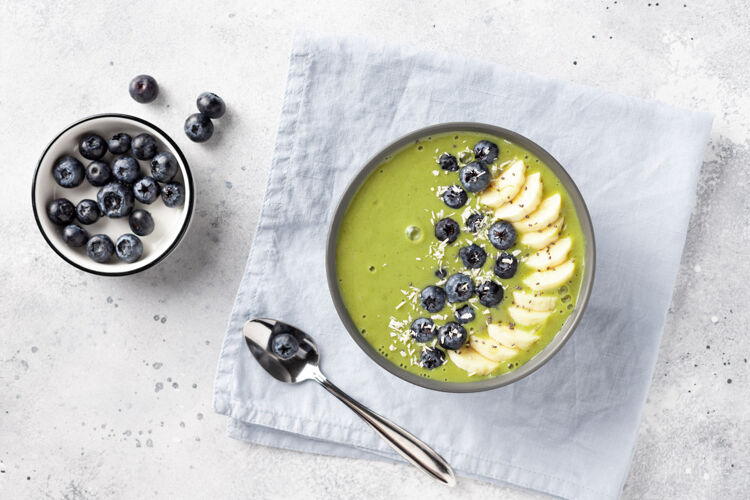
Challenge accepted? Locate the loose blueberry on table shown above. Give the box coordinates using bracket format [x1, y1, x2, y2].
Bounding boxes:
[184, 113, 214, 143]
[196, 92, 226, 119]
[129, 74, 159, 103]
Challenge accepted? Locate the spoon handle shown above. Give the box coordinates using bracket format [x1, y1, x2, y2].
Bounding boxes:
[311, 370, 456, 486]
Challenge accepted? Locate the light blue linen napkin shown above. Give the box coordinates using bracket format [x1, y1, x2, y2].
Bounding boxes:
[213, 32, 712, 499]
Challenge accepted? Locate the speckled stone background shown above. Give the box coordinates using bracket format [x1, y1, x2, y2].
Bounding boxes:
[1, 1, 747, 498]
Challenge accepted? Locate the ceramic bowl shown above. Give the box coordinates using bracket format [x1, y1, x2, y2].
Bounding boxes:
[326, 122, 596, 392]
[32, 113, 194, 276]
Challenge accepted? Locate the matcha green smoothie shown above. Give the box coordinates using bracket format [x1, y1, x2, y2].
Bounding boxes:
[336, 132, 586, 382]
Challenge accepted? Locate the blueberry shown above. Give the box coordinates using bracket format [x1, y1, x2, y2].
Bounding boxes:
[62, 224, 89, 247]
[458, 244, 487, 269]
[270, 333, 299, 359]
[442, 185, 468, 209]
[129, 74, 159, 103]
[410, 318, 436, 342]
[196, 92, 226, 119]
[46, 198, 75, 225]
[184, 113, 214, 143]
[445, 273, 474, 303]
[112, 156, 141, 184]
[438, 153, 459, 171]
[420, 347, 446, 370]
[466, 213, 484, 232]
[459, 161, 491, 193]
[473, 139, 499, 164]
[434, 217, 459, 244]
[115, 233, 143, 263]
[434, 268, 447, 279]
[78, 134, 106, 160]
[129, 209, 155, 236]
[52, 155, 84, 188]
[476, 280, 504, 307]
[150, 151, 178, 182]
[161, 181, 185, 207]
[75, 199, 100, 225]
[85, 160, 112, 187]
[97, 182, 134, 218]
[494, 252, 518, 279]
[133, 176, 160, 204]
[420, 285, 446, 313]
[437, 322, 467, 350]
[488, 220, 517, 250]
[132, 133, 158, 160]
[455, 304, 476, 324]
[86, 234, 115, 263]
[108, 133, 132, 154]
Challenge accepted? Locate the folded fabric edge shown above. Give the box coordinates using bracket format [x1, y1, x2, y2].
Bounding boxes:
[222, 401, 611, 500]
[612, 114, 714, 495]
[212, 33, 312, 416]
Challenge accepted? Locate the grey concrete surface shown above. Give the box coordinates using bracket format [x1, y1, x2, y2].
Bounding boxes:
[0, 1, 747, 498]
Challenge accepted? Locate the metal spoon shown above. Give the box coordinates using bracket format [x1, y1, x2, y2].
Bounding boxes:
[243, 318, 456, 486]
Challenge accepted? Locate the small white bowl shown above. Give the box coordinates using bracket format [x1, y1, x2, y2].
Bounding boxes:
[32, 114, 194, 276]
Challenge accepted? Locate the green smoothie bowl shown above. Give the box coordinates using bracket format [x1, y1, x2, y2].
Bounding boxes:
[326, 123, 595, 392]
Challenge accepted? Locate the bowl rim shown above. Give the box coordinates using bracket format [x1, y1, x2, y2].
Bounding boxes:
[325, 122, 596, 393]
[31, 112, 195, 277]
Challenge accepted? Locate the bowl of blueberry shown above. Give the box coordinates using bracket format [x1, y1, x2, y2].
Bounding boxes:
[32, 113, 194, 276]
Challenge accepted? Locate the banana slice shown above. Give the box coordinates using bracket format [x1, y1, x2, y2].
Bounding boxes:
[513, 193, 561, 232]
[487, 323, 540, 350]
[519, 216, 564, 249]
[493, 172, 543, 222]
[448, 346, 501, 375]
[524, 259, 576, 292]
[469, 335, 519, 362]
[525, 237, 572, 269]
[479, 159, 526, 208]
[508, 305, 552, 326]
[512, 290, 556, 311]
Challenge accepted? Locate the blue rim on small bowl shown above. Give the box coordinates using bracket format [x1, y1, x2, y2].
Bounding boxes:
[32, 113, 195, 277]
[326, 122, 596, 393]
